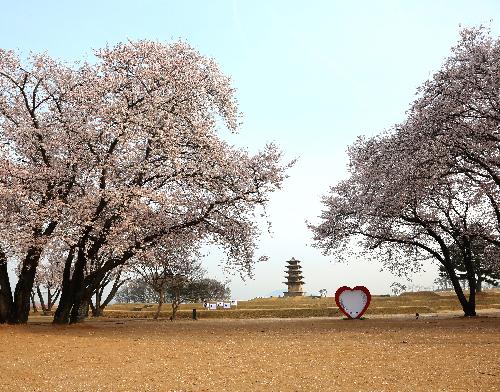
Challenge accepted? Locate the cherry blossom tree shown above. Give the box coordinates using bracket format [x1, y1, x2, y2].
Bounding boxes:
[131, 238, 204, 320]
[0, 40, 290, 324]
[311, 27, 499, 317]
[33, 244, 65, 314]
[0, 47, 86, 323]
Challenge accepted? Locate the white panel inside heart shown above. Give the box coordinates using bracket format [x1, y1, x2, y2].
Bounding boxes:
[339, 290, 367, 318]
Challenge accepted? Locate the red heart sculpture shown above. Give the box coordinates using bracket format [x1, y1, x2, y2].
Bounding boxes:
[335, 286, 371, 319]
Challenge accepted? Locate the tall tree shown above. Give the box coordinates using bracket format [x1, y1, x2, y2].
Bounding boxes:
[131, 238, 204, 320]
[311, 27, 499, 317]
[0, 50, 79, 323]
[0, 41, 290, 324]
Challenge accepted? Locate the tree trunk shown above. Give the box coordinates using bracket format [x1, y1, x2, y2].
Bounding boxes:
[68, 248, 90, 325]
[89, 300, 96, 315]
[476, 275, 483, 293]
[9, 220, 57, 324]
[9, 247, 42, 324]
[90, 290, 105, 317]
[53, 246, 77, 324]
[67, 262, 125, 322]
[47, 287, 52, 311]
[91, 304, 103, 317]
[30, 291, 38, 313]
[170, 300, 179, 321]
[462, 240, 477, 317]
[153, 291, 164, 320]
[0, 249, 13, 324]
[36, 285, 47, 312]
[53, 290, 72, 324]
[442, 260, 475, 317]
[49, 289, 61, 311]
[91, 289, 102, 317]
[70, 296, 90, 324]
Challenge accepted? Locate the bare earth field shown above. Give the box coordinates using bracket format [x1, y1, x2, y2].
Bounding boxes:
[1, 313, 499, 392]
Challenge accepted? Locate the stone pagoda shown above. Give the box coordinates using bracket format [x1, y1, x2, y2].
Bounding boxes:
[283, 257, 305, 297]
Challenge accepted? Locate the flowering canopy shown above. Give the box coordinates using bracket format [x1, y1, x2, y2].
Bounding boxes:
[311, 27, 499, 316]
[0, 40, 290, 323]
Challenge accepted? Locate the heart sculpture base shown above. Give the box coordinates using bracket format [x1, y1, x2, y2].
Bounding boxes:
[335, 286, 371, 319]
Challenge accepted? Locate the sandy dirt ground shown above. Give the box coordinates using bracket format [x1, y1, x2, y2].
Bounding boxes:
[0, 313, 499, 392]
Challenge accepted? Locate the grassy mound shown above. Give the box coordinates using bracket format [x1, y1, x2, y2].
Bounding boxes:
[103, 289, 500, 319]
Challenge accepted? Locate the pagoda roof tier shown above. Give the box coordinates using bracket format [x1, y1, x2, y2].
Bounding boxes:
[283, 281, 305, 285]
[284, 275, 304, 280]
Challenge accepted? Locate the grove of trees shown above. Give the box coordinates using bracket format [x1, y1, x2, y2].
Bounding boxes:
[115, 280, 158, 304]
[0, 40, 289, 324]
[311, 28, 499, 316]
[116, 271, 231, 320]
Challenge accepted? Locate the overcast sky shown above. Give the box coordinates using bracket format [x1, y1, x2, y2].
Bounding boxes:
[1, 1, 499, 299]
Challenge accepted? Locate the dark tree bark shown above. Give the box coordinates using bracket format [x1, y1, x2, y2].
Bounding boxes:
[51, 289, 61, 310]
[423, 215, 477, 317]
[54, 221, 128, 324]
[89, 300, 97, 316]
[30, 291, 38, 313]
[442, 260, 476, 316]
[72, 298, 90, 323]
[7, 221, 57, 324]
[36, 285, 47, 312]
[462, 238, 477, 316]
[9, 247, 42, 323]
[67, 248, 89, 324]
[53, 246, 76, 324]
[0, 249, 13, 324]
[47, 286, 53, 311]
